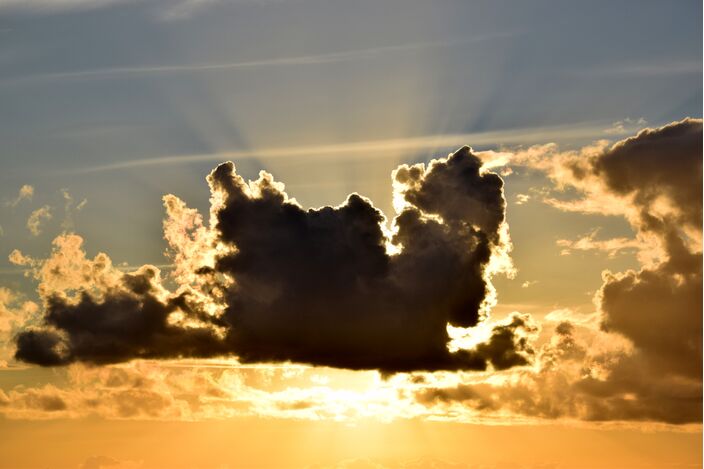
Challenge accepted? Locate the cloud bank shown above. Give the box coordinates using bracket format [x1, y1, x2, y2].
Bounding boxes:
[7, 120, 702, 425]
[416, 118, 703, 424]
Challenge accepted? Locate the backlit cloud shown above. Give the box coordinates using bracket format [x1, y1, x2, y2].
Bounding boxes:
[14, 147, 527, 374]
[6, 121, 702, 425]
[414, 119, 703, 424]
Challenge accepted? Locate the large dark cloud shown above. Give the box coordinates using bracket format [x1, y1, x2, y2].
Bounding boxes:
[579, 120, 704, 423]
[15, 147, 531, 373]
[413, 119, 703, 424]
[414, 320, 702, 424]
[600, 236, 702, 380]
[553, 118, 703, 384]
[207, 148, 520, 372]
[593, 119, 703, 388]
[15, 266, 228, 366]
[594, 118, 702, 232]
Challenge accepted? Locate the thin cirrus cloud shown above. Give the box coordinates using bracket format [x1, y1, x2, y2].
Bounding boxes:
[556, 229, 643, 257]
[63, 120, 631, 175]
[0, 0, 274, 15]
[567, 60, 702, 77]
[4, 184, 33, 208]
[0, 0, 132, 13]
[0, 32, 520, 87]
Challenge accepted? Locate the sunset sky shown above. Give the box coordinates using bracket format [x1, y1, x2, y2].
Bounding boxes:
[0, 1, 702, 468]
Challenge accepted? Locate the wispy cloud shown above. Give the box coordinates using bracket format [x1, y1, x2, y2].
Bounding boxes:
[0, 0, 272, 16]
[0, 0, 133, 13]
[568, 59, 701, 77]
[4, 185, 33, 208]
[0, 32, 520, 86]
[65, 120, 624, 174]
[157, 0, 256, 21]
[26, 205, 51, 236]
[556, 229, 642, 258]
[604, 117, 648, 135]
[514, 194, 531, 205]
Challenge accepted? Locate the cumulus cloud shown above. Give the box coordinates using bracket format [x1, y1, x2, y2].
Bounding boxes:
[14, 147, 527, 374]
[0, 288, 40, 366]
[594, 120, 702, 237]
[13, 243, 228, 366]
[510, 118, 702, 255]
[414, 318, 701, 425]
[9, 121, 702, 425]
[414, 119, 703, 424]
[598, 235, 702, 382]
[540, 118, 703, 381]
[207, 147, 517, 372]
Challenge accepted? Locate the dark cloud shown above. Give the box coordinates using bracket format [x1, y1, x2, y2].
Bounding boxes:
[554, 118, 703, 237]
[208, 148, 519, 372]
[591, 119, 703, 418]
[414, 119, 704, 424]
[594, 118, 702, 232]
[15, 147, 529, 373]
[414, 321, 702, 424]
[15, 266, 228, 366]
[600, 238, 702, 380]
[559, 119, 703, 421]
[472, 312, 536, 370]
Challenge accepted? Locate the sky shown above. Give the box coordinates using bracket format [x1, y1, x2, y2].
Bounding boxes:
[0, 0, 702, 468]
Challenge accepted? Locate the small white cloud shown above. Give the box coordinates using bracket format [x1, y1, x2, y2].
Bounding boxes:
[544, 308, 598, 327]
[604, 117, 648, 135]
[556, 228, 642, 258]
[158, 0, 221, 21]
[5, 184, 34, 208]
[60, 189, 87, 232]
[26, 206, 51, 236]
[515, 193, 530, 205]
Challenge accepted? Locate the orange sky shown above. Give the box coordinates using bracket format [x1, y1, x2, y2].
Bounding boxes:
[0, 418, 700, 468]
[0, 1, 702, 468]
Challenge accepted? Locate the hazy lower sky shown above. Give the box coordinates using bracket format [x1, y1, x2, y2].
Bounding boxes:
[0, 1, 701, 468]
